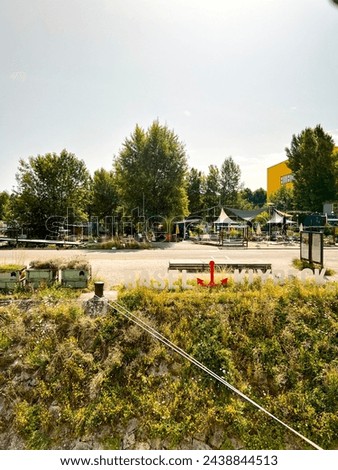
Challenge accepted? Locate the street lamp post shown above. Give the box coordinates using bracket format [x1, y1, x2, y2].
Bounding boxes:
[267, 203, 274, 242]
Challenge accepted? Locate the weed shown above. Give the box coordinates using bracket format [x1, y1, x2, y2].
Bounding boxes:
[1, 279, 338, 449]
[292, 258, 335, 276]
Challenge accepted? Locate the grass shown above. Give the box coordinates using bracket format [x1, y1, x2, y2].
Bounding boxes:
[292, 258, 336, 276]
[0, 264, 25, 272]
[86, 237, 152, 250]
[0, 280, 337, 450]
[28, 259, 60, 270]
[28, 257, 91, 271]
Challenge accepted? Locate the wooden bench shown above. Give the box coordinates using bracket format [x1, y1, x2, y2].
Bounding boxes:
[168, 261, 272, 273]
[220, 238, 248, 248]
[196, 238, 248, 248]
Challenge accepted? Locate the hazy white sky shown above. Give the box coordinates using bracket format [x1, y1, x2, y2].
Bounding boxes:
[1, 0, 337, 192]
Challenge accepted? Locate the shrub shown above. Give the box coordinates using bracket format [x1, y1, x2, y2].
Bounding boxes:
[0, 264, 25, 272]
[1, 280, 337, 449]
[28, 260, 60, 270]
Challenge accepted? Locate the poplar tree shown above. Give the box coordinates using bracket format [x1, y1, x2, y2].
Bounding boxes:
[186, 168, 206, 215]
[114, 121, 189, 219]
[91, 168, 119, 221]
[219, 156, 241, 207]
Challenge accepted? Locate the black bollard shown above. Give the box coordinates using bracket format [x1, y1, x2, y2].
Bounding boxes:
[94, 281, 104, 298]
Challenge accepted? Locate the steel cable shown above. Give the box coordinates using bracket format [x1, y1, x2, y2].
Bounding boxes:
[107, 298, 323, 450]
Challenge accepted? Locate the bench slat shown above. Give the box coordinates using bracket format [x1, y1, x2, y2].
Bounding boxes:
[168, 261, 271, 272]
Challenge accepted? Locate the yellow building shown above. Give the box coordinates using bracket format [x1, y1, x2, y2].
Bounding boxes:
[267, 147, 338, 199]
[267, 160, 294, 197]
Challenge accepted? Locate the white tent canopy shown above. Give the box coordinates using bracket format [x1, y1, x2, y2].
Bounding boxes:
[214, 208, 236, 225]
[267, 210, 284, 224]
[267, 209, 295, 225]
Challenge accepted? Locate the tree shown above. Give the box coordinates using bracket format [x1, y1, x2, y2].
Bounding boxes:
[0, 191, 9, 220]
[204, 165, 221, 210]
[114, 121, 189, 220]
[90, 168, 119, 221]
[219, 156, 241, 207]
[9, 150, 91, 237]
[286, 125, 338, 212]
[251, 188, 267, 207]
[240, 187, 267, 208]
[186, 168, 206, 215]
[268, 185, 294, 211]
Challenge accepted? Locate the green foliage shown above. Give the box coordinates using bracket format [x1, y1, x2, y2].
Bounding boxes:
[8, 149, 91, 238]
[186, 168, 206, 215]
[29, 259, 60, 270]
[1, 280, 337, 449]
[286, 125, 338, 211]
[220, 156, 241, 207]
[292, 258, 335, 276]
[186, 158, 249, 217]
[203, 165, 221, 210]
[0, 191, 10, 220]
[88, 238, 151, 250]
[254, 210, 269, 226]
[58, 257, 91, 271]
[268, 185, 294, 211]
[114, 120, 189, 219]
[0, 330, 12, 351]
[0, 264, 25, 272]
[90, 168, 119, 222]
[240, 188, 267, 209]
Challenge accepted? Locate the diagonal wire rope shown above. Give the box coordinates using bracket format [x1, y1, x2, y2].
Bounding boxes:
[107, 298, 322, 450]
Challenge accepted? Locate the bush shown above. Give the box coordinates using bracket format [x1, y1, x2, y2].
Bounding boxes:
[87, 237, 151, 250]
[1, 280, 337, 449]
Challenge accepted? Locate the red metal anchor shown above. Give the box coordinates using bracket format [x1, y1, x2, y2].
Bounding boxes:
[197, 260, 228, 287]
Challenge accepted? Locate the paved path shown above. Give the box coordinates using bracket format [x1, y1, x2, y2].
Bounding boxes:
[1, 241, 337, 288]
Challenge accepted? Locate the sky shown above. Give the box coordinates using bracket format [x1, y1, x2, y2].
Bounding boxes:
[1, 0, 337, 193]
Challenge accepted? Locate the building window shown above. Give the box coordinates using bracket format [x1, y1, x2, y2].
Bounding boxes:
[280, 174, 294, 185]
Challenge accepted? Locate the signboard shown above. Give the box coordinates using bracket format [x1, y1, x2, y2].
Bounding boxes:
[300, 232, 310, 261]
[300, 231, 323, 266]
[312, 233, 324, 265]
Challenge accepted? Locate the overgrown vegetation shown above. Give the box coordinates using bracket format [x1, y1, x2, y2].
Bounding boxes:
[292, 258, 335, 276]
[0, 280, 337, 450]
[86, 238, 151, 250]
[28, 257, 90, 271]
[0, 264, 25, 272]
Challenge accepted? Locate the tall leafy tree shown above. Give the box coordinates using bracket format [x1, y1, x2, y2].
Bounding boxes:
[114, 121, 189, 219]
[238, 188, 255, 210]
[219, 156, 241, 207]
[90, 168, 119, 221]
[9, 149, 91, 237]
[204, 165, 221, 210]
[0, 191, 10, 220]
[251, 188, 267, 207]
[286, 125, 338, 211]
[240, 187, 267, 208]
[186, 168, 206, 215]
